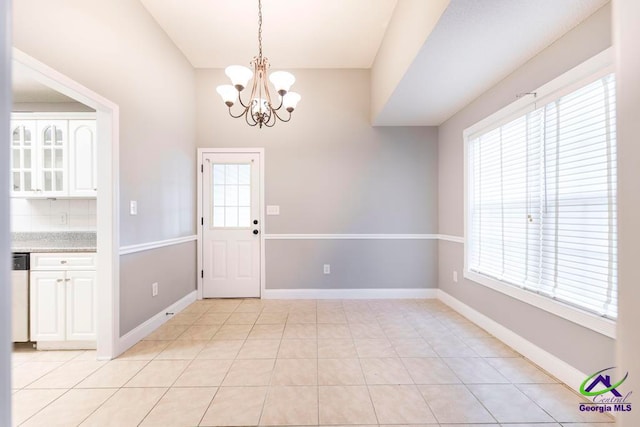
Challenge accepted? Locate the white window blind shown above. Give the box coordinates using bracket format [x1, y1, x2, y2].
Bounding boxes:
[468, 73, 617, 319]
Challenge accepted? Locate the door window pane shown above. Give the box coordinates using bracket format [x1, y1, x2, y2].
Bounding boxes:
[213, 165, 225, 184]
[211, 163, 252, 228]
[213, 185, 225, 206]
[238, 186, 250, 206]
[225, 186, 238, 206]
[226, 165, 238, 185]
[44, 150, 52, 168]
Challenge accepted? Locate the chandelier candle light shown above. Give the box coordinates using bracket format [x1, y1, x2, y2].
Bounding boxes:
[216, 0, 301, 128]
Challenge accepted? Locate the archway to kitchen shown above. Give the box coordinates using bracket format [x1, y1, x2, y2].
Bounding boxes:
[11, 49, 120, 360]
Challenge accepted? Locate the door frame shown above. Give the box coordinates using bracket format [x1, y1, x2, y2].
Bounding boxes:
[12, 49, 120, 359]
[196, 148, 265, 300]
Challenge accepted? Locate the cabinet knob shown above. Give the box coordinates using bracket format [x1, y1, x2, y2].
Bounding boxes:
[60, 260, 67, 264]
[57, 279, 63, 283]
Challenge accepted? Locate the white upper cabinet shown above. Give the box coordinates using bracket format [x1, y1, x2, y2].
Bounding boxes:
[68, 120, 97, 197]
[10, 113, 96, 198]
[10, 120, 37, 196]
[37, 120, 68, 197]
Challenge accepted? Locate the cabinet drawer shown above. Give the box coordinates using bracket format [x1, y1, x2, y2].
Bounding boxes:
[30, 252, 96, 271]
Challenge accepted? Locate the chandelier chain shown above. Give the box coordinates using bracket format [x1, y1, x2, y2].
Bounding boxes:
[257, 0, 263, 60]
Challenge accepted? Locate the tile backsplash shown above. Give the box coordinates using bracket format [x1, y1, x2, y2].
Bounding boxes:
[11, 198, 97, 232]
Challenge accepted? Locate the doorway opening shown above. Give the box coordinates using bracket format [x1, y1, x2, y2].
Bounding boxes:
[12, 49, 120, 359]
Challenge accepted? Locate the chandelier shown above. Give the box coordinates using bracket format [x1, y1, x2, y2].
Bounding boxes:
[216, 0, 301, 128]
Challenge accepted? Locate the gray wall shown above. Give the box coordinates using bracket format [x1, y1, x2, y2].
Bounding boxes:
[1, 0, 12, 423]
[120, 241, 197, 335]
[267, 240, 437, 290]
[614, 0, 640, 425]
[12, 0, 198, 337]
[437, 4, 614, 375]
[196, 69, 439, 290]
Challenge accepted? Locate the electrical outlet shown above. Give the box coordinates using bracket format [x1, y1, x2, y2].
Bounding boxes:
[152, 282, 158, 297]
[58, 213, 68, 225]
[453, 271, 458, 283]
[323, 264, 331, 274]
[130, 200, 138, 215]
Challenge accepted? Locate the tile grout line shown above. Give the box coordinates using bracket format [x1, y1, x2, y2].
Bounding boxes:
[197, 301, 254, 426]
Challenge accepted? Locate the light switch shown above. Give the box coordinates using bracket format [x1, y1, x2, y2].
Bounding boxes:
[130, 200, 138, 215]
[266, 205, 280, 215]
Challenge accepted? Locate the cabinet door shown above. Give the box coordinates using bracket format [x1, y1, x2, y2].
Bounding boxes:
[30, 271, 66, 341]
[37, 120, 68, 197]
[68, 120, 97, 197]
[10, 120, 38, 196]
[66, 271, 97, 341]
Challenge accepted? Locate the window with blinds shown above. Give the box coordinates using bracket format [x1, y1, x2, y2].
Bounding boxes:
[467, 73, 617, 319]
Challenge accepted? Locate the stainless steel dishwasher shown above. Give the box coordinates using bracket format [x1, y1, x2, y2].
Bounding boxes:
[12, 253, 30, 342]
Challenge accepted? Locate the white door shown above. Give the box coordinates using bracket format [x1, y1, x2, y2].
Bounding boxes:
[30, 271, 66, 341]
[202, 152, 261, 298]
[66, 271, 97, 341]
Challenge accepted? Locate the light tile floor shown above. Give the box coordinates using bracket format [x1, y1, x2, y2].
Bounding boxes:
[11, 298, 615, 426]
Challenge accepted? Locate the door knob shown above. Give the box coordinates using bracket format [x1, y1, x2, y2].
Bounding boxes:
[253, 219, 258, 225]
[253, 229, 259, 235]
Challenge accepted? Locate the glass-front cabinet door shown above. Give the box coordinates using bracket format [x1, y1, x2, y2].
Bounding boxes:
[37, 120, 68, 196]
[10, 120, 37, 196]
[10, 114, 94, 198]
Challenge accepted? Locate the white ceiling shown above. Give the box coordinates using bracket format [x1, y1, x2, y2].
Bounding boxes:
[139, 0, 398, 68]
[373, 0, 610, 125]
[141, 0, 608, 125]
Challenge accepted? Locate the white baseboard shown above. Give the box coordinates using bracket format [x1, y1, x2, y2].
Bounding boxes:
[36, 340, 96, 351]
[437, 289, 587, 389]
[116, 290, 197, 356]
[262, 288, 438, 299]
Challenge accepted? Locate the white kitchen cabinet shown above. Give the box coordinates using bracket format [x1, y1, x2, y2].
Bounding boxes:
[37, 120, 68, 197]
[29, 271, 66, 342]
[68, 120, 97, 197]
[30, 253, 97, 347]
[66, 271, 97, 341]
[10, 113, 96, 198]
[10, 120, 37, 196]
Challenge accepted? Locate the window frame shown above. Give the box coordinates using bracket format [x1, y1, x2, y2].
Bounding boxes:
[463, 48, 616, 338]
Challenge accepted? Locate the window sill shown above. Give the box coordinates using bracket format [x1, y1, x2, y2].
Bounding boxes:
[463, 270, 616, 338]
